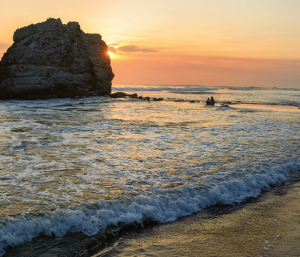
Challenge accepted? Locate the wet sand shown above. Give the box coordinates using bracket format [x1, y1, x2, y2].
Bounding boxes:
[94, 181, 300, 257]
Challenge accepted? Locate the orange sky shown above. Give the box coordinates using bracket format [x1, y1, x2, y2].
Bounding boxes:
[1, 0, 300, 88]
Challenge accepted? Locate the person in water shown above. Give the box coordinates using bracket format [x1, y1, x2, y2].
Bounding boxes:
[210, 96, 215, 105]
[206, 98, 210, 105]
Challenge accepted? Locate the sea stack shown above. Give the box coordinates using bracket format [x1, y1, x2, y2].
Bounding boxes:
[0, 18, 114, 100]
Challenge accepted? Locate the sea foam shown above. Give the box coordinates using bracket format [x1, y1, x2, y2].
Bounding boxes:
[0, 160, 299, 256]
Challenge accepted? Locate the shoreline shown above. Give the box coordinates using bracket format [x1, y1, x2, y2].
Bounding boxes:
[94, 181, 300, 257]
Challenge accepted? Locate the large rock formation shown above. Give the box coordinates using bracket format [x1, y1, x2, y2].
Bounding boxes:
[0, 18, 114, 100]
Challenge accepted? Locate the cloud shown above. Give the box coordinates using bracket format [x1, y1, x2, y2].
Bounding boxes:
[118, 45, 157, 53]
[108, 44, 157, 54]
[108, 46, 118, 53]
[0, 43, 10, 49]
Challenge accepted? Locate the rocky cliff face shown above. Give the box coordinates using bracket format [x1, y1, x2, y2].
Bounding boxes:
[0, 18, 114, 100]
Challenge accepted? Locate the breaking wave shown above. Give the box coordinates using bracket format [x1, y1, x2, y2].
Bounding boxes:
[1, 160, 299, 256]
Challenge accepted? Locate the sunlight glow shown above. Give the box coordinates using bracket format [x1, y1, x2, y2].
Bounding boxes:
[107, 51, 113, 58]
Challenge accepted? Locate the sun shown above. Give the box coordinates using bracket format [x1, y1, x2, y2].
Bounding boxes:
[107, 51, 113, 58]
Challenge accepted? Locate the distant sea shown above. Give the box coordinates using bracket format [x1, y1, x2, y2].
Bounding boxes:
[0, 84, 299, 256]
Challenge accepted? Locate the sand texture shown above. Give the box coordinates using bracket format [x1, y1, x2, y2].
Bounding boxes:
[95, 182, 300, 257]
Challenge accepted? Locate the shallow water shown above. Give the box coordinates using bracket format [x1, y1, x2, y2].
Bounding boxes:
[0, 84, 300, 256]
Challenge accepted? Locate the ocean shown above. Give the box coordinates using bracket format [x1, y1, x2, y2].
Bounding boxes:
[0, 84, 299, 256]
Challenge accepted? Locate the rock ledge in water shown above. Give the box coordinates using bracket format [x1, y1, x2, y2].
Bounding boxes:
[0, 18, 114, 100]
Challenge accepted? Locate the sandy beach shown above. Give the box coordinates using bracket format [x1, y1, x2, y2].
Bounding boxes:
[94, 181, 300, 257]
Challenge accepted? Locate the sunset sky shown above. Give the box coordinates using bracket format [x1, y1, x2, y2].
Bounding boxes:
[1, 0, 300, 88]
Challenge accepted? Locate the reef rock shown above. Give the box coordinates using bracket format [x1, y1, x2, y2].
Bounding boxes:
[0, 18, 114, 100]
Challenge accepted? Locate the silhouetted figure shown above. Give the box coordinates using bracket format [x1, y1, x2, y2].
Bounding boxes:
[206, 98, 210, 105]
[210, 96, 215, 105]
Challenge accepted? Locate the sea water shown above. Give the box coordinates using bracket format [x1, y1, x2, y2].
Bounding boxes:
[0, 84, 299, 256]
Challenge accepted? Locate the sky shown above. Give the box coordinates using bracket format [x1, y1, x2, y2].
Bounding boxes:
[1, 0, 300, 88]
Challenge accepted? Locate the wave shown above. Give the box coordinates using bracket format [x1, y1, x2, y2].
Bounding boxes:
[112, 84, 300, 92]
[230, 86, 300, 91]
[0, 159, 299, 256]
[228, 87, 258, 91]
[112, 85, 219, 92]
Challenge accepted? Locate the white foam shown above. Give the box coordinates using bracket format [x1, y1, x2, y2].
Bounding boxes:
[0, 160, 299, 256]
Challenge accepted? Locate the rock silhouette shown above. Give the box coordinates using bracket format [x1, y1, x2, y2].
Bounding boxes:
[0, 18, 114, 100]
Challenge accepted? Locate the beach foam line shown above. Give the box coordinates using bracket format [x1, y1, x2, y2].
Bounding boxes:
[99, 181, 300, 257]
[231, 104, 300, 112]
[0, 160, 299, 256]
